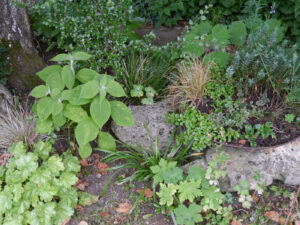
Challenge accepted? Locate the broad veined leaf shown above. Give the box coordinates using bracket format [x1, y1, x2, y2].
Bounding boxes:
[0, 191, 13, 213]
[99, 75, 108, 102]
[78, 143, 92, 159]
[192, 21, 212, 36]
[157, 183, 177, 206]
[36, 65, 62, 82]
[64, 104, 89, 123]
[58, 187, 78, 209]
[14, 153, 39, 181]
[78, 192, 99, 206]
[90, 97, 111, 128]
[182, 41, 204, 57]
[62, 85, 91, 105]
[110, 101, 134, 127]
[2, 214, 23, 225]
[76, 68, 99, 83]
[50, 53, 71, 62]
[46, 155, 64, 175]
[59, 172, 78, 187]
[177, 179, 202, 202]
[151, 159, 177, 184]
[98, 131, 116, 151]
[61, 65, 75, 89]
[106, 80, 126, 97]
[30, 85, 49, 98]
[30, 202, 56, 225]
[36, 118, 53, 134]
[49, 88, 61, 99]
[203, 51, 230, 68]
[72, 52, 92, 61]
[54, 201, 74, 225]
[33, 141, 53, 161]
[30, 168, 51, 185]
[46, 71, 65, 91]
[130, 84, 144, 97]
[37, 97, 53, 120]
[229, 21, 247, 46]
[75, 118, 99, 146]
[62, 152, 81, 173]
[210, 24, 230, 46]
[37, 183, 57, 202]
[174, 203, 203, 225]
[80, 80, 100, 99]
[51, 100, 63, 116]
[201, 186, 224, 210]
[161, 167, 183, 184]
[52, 111, 66, 127]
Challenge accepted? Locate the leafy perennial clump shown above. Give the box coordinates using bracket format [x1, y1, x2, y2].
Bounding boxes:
[30, 52, 134, 158]
[0, 141, 97, 225]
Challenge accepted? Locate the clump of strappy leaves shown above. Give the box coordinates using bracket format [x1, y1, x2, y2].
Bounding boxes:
[0, 141, 98, 224]
[151, 156, 233, 225]
[130, 85, 157, 105]
[30, 52, 134, 158]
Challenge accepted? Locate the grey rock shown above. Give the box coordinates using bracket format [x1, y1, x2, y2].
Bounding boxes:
[0, 83, 12, 113]
[183, 137, 300, 191]
[112, 100, 175, 153]
[135, 26, 184, 45]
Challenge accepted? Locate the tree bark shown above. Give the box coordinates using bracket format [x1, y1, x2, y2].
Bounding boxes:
[0, 0, 45, 90]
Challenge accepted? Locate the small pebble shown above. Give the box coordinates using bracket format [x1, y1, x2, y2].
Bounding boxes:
[96, 173, 102, 179]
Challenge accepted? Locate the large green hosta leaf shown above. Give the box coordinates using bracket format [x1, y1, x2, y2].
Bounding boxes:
[110, 100, 134, 127]
[90, 97, 111, 128]
[75, 118, 99, 146]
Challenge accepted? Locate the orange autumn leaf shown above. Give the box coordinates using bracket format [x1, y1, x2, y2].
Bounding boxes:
[97, 162, 109, 175]
[115, 203, 132, 214]
[238, 140, 246, 145]
[264, 211, 292, 225]
[231, 220, 242, 225]
[100, 211, 110, 218]
[80, 159, 93, 167]
[136, 188, 153, 198]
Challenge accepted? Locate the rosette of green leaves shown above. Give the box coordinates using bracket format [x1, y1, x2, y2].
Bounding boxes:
[30, 52, 134, 158]
[0, 141, 98, 225]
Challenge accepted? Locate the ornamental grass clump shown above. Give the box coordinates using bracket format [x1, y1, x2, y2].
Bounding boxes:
[168, 57, 214, 107]
[0, 101, 44, 150]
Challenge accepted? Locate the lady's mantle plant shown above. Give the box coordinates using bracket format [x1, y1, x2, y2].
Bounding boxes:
[30, 52, 134, 158]
[0, 141, 97, 225]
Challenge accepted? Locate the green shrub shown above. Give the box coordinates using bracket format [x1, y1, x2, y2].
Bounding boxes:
[30, 52, 134, 158]
[133, 0, 212, 26]
[228, 19, 299, 97]
[0, 141, 97, 224]
[0, 46, 11, 85]
[30, 0, 148, 74]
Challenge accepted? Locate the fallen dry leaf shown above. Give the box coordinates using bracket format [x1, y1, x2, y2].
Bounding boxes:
[264, 211, 292, 225]
[80, 159, 93, 167]
[231, 220, 242, 225]
[238, 140, 246, 145]
[75, 180, 89, 191]
[136, 188, 153, 198]
[115, 203, 132, 214]
[78, 221, 88, 225]
[75, 205, 85, 212]
[61, 218, 70, 225]
[100, 211, 110, 218]
[252, 193, 260, 203]
[97, 162, 109, 175]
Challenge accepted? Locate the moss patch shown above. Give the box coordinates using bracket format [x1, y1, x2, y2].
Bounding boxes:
[1, 39, 45, 91]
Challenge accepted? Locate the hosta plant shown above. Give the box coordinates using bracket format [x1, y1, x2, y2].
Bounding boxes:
[0, 141, 98, 225]
[30, 52, 134, 158]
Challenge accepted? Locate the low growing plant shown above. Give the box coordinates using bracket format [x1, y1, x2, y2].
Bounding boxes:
[0, 141, 97, 224]
[30, 52, 134, 158]
[152, 155, 233, 225]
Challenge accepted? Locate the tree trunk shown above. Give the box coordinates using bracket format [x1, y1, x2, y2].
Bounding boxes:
[0, 0, 45, 91]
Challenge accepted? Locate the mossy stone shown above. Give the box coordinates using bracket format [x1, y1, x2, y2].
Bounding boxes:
[1, 39, 45, 91]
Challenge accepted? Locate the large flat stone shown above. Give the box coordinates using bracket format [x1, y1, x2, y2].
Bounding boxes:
[183, 137, 300, 191]
[112, 101, 175, 153]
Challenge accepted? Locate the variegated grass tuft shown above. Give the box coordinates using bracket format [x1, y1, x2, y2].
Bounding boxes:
[168, 57, 214, 107]
[0, 100, 46, 150]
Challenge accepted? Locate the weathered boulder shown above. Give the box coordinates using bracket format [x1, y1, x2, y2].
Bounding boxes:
[182, 137, 300, 191]
[0, 83, 12, 113]
[112, 101, 175, 153]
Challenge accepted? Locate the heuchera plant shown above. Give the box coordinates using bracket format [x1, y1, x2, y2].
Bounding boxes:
[30, 52, 134, 158]
[0, 141, 98, 224]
